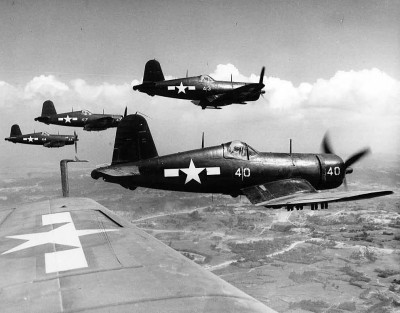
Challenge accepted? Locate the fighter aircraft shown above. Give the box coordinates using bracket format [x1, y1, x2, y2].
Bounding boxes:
[92, 114, 392, 211]
[5, 124, 78, 152]
[0, 160, 276, 312]
[34, 100, 126, 131]
[132, 59, 265, 109]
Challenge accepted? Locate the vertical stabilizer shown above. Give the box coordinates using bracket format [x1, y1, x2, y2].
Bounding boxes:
[112, 114, 158, 165]
[10, 124, 22, 137]
[143, 59, 165, 83]
[42, 100, 57, 116]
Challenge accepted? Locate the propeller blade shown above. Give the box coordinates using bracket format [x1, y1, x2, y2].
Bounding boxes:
[201, 132, 204, 149]
[343, 176, 348, 191]
[74, 131, 78, 154]
[344, 148, 371, 169]
[259, 66, 265, 85]
[124, 106, 127, 117]
[321, 133, 334, 154]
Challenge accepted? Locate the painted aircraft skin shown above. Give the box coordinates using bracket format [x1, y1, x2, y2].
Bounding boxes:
[0, 198, 276, 312]
[132, 59, 265, 109]
[34, 100, 125, 131]
[91, 115, 393, 211]
[4, 124, 77, 149]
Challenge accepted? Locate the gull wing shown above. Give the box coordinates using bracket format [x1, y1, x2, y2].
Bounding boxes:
[206, 83, 262, 105]
[0, 197, 276, 313]
[84, 116, 115, 131]
[241, 178, 393, 208]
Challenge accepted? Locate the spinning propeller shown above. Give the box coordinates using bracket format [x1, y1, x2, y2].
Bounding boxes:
[74, 131, 78, 154]
[322, 133, 370, 190]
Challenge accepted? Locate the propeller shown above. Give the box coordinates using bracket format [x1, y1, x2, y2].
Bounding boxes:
[201, 132, 204, 149]
[259, 66, 265, 85]
[124, 106, 127, 117]
[322, 132, 370, 190]
[74, 131, 78, 154]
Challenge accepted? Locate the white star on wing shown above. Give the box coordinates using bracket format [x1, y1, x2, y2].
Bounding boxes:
[180, 159, 204, 184]
[64, 115, 72, 123]
[176, 82, 187, 94]
[2, 223, 117, 255]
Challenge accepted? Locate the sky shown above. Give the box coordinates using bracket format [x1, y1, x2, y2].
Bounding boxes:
[0, 0, 399, 174]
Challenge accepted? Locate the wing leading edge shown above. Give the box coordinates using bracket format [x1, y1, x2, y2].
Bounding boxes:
[0, 197, 276, 313]
[242, 178, 393, 208]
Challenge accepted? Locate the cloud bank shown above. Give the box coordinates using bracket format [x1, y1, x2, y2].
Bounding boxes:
[1, 65, 399, 168]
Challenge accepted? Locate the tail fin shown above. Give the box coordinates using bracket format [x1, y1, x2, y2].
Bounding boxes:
[111, 114, 158, 165]
[143, 59, 165, 83]
[10, 124, 22, 137]
[41, 100, 57, 116]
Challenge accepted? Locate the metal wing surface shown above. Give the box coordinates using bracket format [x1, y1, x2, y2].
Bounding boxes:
[0, 197, 276, 313]
[241, 178, 393, 208]
[212, 84, 261, 103]
[84, 116, 115, 130]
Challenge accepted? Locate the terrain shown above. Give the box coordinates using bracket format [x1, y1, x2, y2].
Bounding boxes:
[0, 156, 399, 313]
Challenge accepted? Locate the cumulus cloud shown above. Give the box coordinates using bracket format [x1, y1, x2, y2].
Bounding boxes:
[0, 66, 399, 164]
[24, 75, 69, 99]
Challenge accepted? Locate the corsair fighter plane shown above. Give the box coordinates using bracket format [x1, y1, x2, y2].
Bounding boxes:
[132, 60, 265, 109]
[34, 100, 126, 131]
[5, 124, 78, 152]
[92, 115, 392, 211]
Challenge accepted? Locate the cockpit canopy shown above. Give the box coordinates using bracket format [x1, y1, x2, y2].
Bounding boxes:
[40, 132, 49, 136]
[80, 110, 92, 115]
[199, 75, 215, 83]
[223, 141, 258, 160]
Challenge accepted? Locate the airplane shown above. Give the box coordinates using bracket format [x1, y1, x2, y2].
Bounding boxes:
[34, 100, 126, 131]
[91, 114, 393, 211]
[132, 59, 265, 109]
[5, 124, 78, 152]
[0, 159, 277, 312]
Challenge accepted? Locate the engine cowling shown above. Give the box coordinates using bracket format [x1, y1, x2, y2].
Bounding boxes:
[316, 154, 345, 190]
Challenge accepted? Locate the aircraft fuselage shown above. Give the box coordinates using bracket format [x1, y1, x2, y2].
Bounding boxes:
[5, 132, 76, 148]
[35, 111, 123, 131]
[92, 143, 345, 196]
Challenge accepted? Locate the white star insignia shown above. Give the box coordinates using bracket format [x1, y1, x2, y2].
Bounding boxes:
[180, 159, 205, 184]
[2, 223, 116, 255]
[176, 82, 187, 94]
[64, 115, 72, 123]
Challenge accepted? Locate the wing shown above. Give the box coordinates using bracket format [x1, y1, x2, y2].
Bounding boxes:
[0, 197, 276, 313]
[43, 141, 65, 148]
[241, 178, 393, 208]
[205, 83, 262, 106]
[84, 116, 115, 131]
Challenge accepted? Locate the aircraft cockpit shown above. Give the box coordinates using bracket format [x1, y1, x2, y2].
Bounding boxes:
[81, 110, 92, 115]
[223, 141, 258, 160]
[199, 75, 215, 83]
[40, 132, 49, 136]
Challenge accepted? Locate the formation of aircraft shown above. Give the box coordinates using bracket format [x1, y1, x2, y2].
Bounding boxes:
[91, 114, 392, 211]
[133, 59, 265, 109]
[4, 124, 78, 152]
[34, 100, 126, 131]
[2, 59, 394, 313]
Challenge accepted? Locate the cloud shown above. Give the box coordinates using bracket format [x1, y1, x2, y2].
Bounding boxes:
[24, 75, 69, 99]
[0, 66, 399, 168]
